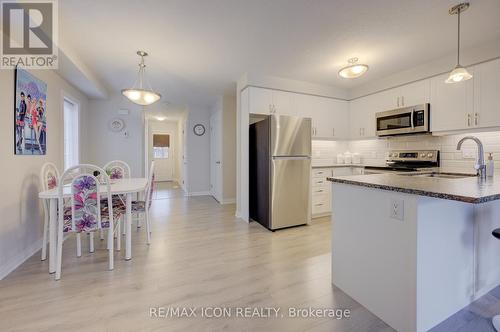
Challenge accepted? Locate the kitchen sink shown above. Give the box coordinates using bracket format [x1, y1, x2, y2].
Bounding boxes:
[403, 172, 478, 179]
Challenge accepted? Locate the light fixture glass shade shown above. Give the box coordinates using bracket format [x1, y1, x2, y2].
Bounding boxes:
[445, 65, 473, 84]
[338, 61, 369, 79]
[122, 88, 161, 106]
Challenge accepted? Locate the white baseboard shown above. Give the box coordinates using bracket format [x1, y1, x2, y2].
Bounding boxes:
[0, 238, 43, 280]
[186, 191, 211, 197]
[220, 198, 236, 205]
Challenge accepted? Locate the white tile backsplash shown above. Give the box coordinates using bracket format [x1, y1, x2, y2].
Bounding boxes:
[311, 140, 349, 166]
[313, 130, 500, 169]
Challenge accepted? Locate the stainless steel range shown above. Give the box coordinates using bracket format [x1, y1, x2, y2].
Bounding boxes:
[364, 150, 439, 174]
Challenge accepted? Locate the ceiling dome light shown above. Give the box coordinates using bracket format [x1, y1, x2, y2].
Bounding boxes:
[338, 58, 369, 79]
[121, 51, 162, 106]
[446, 3, 472, 84]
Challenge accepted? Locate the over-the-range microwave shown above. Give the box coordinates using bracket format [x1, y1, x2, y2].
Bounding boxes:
[376, 103, 430, 137]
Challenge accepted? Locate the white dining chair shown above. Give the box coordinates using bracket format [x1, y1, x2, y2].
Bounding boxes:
[103, 160, 131, 180]
[132, 161, 155, 244]
[40, 162, 60, 261]
[103, 160, 131, 237]
[41, 162, 97, 260]
[113, 162, 155, 244]
[55, 164, 123, 280]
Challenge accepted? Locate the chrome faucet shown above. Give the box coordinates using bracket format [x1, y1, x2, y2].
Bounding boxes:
[457, 136, 486, 179]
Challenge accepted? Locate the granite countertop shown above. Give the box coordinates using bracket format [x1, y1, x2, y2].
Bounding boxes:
[327, 169, 500, 204]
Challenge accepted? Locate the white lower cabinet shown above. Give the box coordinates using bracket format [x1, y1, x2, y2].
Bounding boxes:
[312, 167, 363, 218]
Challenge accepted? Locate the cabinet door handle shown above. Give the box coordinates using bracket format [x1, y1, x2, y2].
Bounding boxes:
[315, 203, 324, 207]
[467, 113, 471, 127]
[359, 128, 362, 136]
[401, 96, 405, 106]
[332, 128, 335, 136]
[474, 113, 479, 126]
[397, 96, 400, 107]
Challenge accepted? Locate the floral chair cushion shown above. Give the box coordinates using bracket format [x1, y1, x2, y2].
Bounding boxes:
[148, 172, 155, 209]
[69, 175, 99, 233]
[46, 171, 57, 189]
[106, 166, 124, 180]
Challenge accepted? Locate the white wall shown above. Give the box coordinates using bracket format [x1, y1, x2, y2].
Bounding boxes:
[85, 95, 145, 177]
[185, 107, 211, 195]
[0, 69, 89, 279]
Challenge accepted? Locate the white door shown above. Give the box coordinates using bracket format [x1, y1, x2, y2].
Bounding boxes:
[152, 132, 174, 181]
[210, 111, 222, 202]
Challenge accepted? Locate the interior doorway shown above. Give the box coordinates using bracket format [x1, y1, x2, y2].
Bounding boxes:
[152, 133, 173, 181]
[146, 119, 180, 183]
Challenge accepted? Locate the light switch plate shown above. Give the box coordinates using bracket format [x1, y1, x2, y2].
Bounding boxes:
[390, 199, 404, 221]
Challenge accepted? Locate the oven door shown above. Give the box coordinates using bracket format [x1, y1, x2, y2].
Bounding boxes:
[376, 104, 429, 136]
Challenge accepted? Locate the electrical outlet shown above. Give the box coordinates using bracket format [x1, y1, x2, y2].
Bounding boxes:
[390, 199, 404, 221]
[461, 148, 476, 159]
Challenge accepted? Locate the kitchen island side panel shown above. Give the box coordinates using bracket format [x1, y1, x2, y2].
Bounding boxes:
[331, 183, 419, 332]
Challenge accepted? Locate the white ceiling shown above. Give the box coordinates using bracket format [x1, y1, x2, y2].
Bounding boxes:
[59, 0, 500, 107]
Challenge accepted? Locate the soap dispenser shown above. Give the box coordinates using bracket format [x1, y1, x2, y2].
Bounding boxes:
[487, 153, 494, 177]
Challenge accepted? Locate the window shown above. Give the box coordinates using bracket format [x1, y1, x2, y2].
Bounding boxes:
[153, 134, 169, 159]
[63, 98, 79, 169]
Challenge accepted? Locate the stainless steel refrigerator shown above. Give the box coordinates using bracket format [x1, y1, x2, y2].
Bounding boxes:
[249, 114, 311, 231]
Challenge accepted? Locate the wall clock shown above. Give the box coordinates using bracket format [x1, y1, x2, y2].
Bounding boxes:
[193, 124, 206, 136]
[109, 118, 125, 132]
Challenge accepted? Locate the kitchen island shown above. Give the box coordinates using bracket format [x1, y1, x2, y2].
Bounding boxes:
[328, 173, 500, 332]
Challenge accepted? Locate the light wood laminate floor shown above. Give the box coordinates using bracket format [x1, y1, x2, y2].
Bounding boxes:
[0, 182, 393, 332]
[2, 182, 499, 332]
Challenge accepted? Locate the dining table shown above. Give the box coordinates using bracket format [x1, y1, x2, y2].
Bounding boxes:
[38, 178, 148, 274]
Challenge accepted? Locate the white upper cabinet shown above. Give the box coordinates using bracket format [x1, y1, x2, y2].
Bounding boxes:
[374, 79, 430, 111]
[312, 97, 349, 139]
[430, 70, 474, 132]
[248, 87, 273, 115]
[400, 80, 431, 107]
[248, 87, 295, 115]
[272, 90, 295, 115]
[349, 94, 377, 139]
[289, 93, 349, 139]
[474, 58, 500, 128]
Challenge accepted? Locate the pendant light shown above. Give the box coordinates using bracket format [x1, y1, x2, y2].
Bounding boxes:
[122, 51, 161, 106]
[445, 3, 472, 84]
[338, 58, 369, 79]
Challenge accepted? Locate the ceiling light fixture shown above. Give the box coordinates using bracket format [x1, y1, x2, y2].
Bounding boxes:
[446, 3, 472, 84]
[122, 51, 161, 106]
[155, 116, 166, 121]
[338, 57, 369, 79]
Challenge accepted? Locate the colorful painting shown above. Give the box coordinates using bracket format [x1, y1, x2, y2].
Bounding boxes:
[14, 68, 47, 155]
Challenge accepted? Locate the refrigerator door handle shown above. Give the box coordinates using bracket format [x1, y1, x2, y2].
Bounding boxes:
[272, 156, 311, 160]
